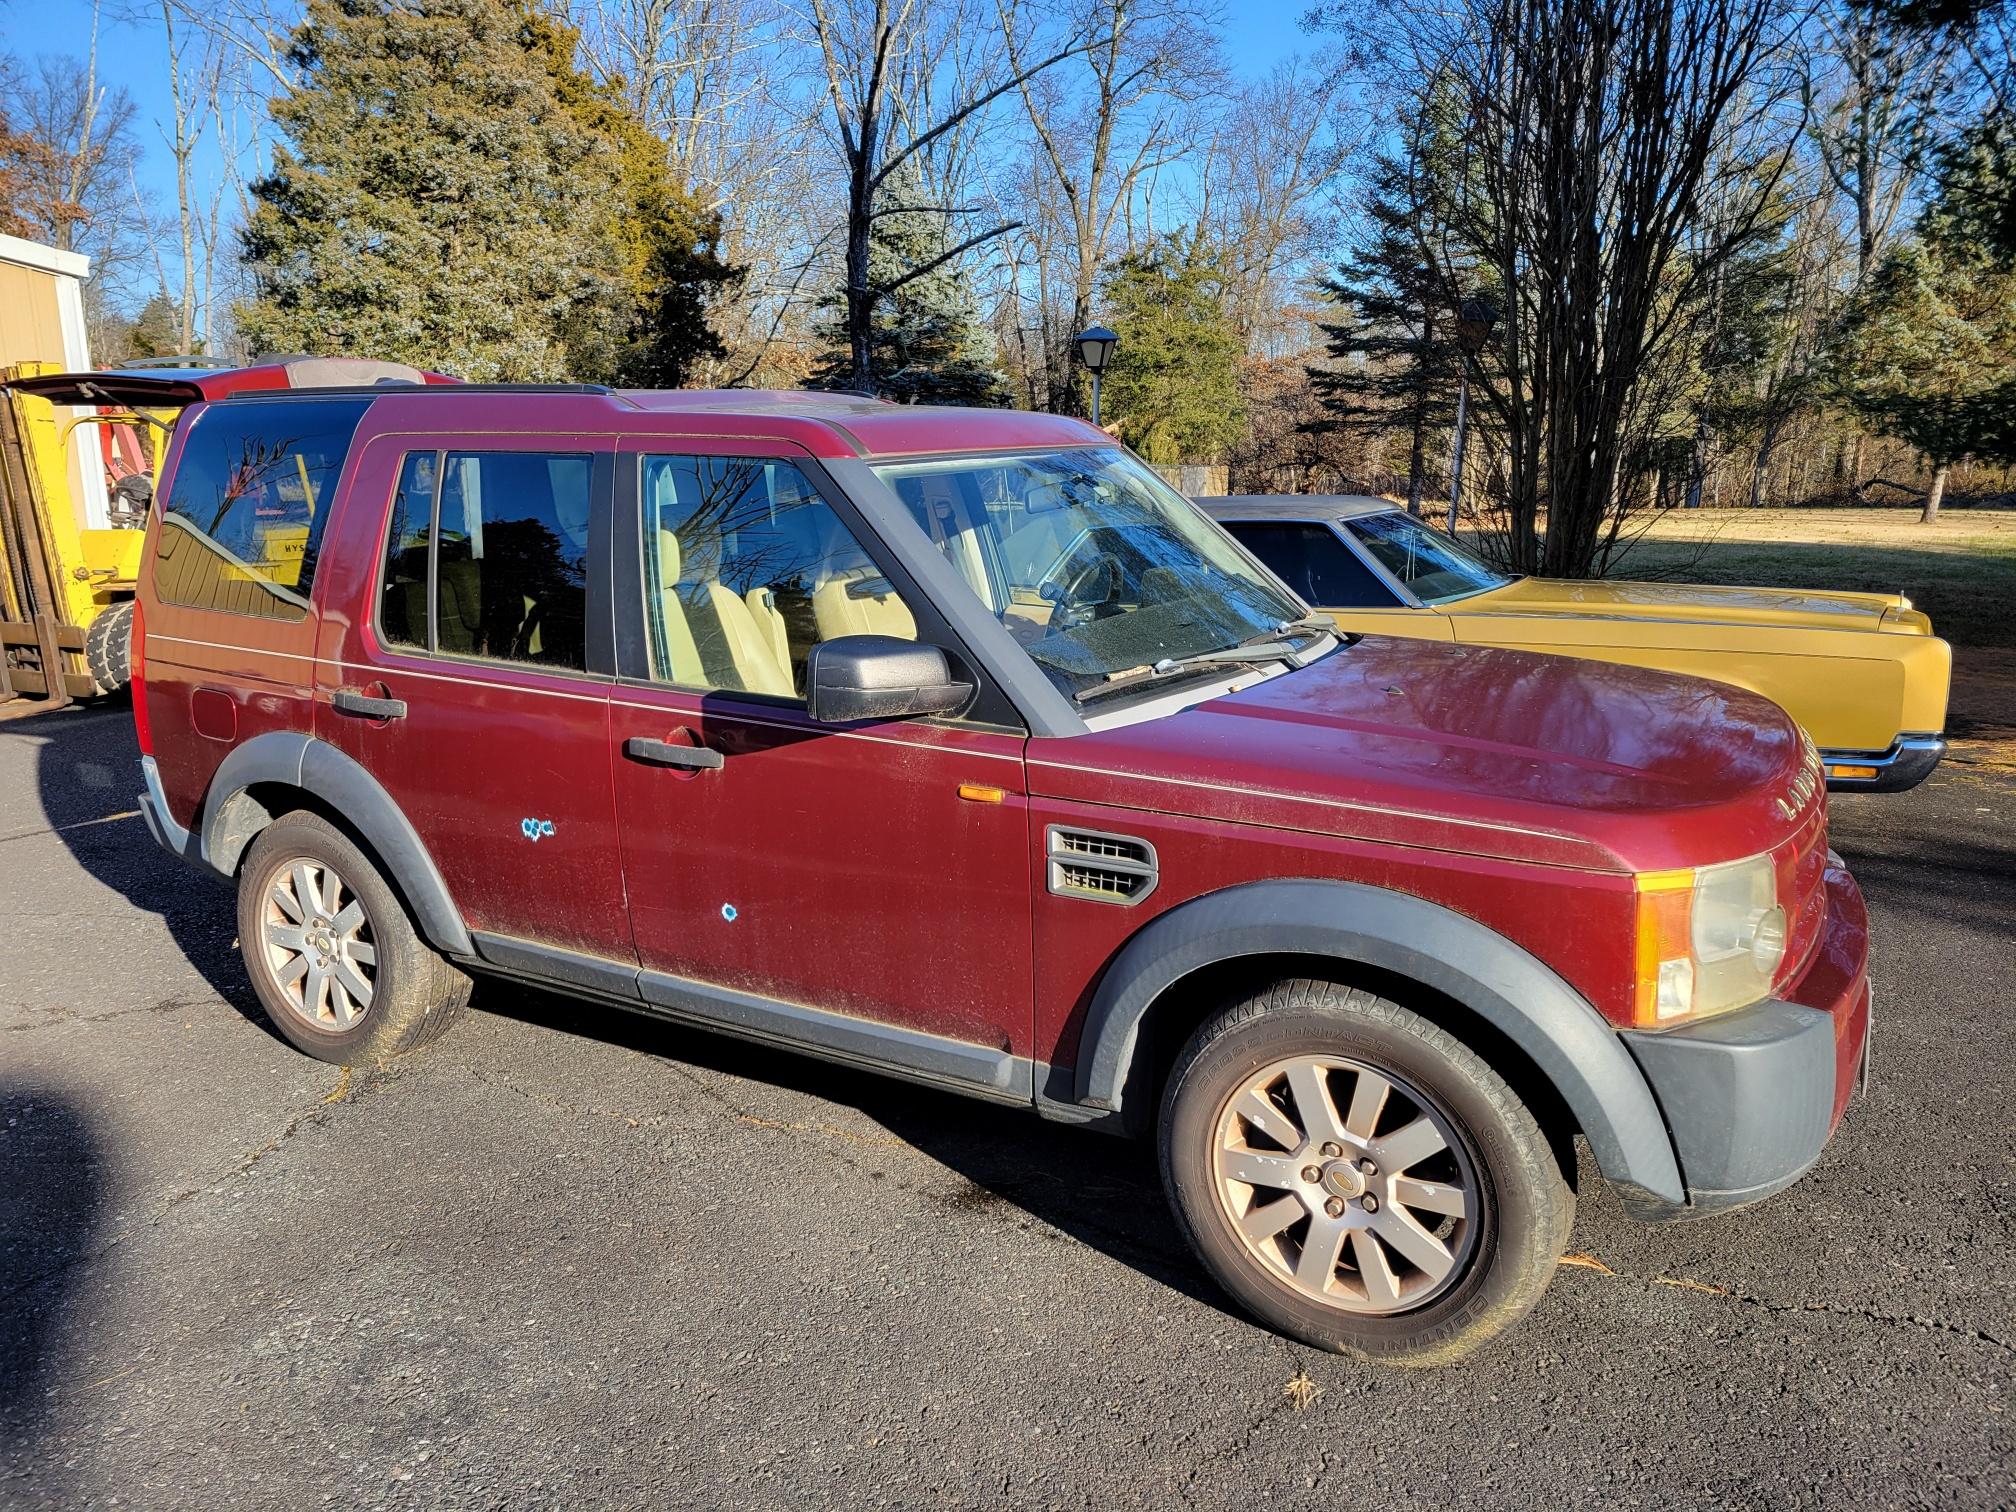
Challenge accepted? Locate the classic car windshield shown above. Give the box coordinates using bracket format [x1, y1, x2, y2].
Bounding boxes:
[1344, 512, 1511, 604]
[871, 448, 1308, 700]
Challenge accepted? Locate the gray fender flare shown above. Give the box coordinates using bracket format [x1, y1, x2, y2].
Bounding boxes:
[1074, 879, 1684, 1207]
[198, 731, 473, 958]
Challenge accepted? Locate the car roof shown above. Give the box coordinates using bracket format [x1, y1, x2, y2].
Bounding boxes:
[259, 385, 1118, 461]
[1196, 495, 1401, 523]
[618, 389, 1111, 458]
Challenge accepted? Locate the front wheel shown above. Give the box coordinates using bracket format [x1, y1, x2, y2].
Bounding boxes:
[1159, 980, 1573, 1365]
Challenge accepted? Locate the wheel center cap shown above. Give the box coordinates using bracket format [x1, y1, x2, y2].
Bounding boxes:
[1319, 1160, 1366, 1200]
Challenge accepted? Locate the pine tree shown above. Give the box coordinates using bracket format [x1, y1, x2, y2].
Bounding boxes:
[238, 0, 627, 382]
[1304, 152, 1464, 516]
[516, 5, 740, 387]
[1833, 231, 2016, 519]
[127, 293, 185, 358]
[811, 165, 1007, 405]
[1098, 230, 1244, 464]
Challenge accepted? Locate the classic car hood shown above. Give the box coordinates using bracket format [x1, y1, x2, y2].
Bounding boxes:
[1032, 636, 1816, 873]
[1456, 575, 1910, 630]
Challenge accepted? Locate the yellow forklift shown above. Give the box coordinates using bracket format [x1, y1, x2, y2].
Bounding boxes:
[2, 355, 432, 707]
[0, 360, 212, 704]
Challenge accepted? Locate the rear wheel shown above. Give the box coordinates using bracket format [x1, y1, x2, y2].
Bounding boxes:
[84, 601, 133, 695]
[236, 812, 470, 1066]
[1160, 979, 1573, 1365]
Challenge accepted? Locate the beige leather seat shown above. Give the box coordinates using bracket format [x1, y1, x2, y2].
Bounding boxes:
[697, 579, 794, 697]
[745, 586, 793, 675]
[653, 528, 707, 686]
[811, 519, 917, 642]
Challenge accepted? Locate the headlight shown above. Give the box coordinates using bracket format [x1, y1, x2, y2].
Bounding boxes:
[1632, 854, 1785, 1027]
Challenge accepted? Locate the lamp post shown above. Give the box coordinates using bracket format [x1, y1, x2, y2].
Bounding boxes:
[1073, 325, 1118, 427]
[1446, 298, 1499, 532]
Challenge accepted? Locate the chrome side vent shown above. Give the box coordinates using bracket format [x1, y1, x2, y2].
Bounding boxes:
[1046, 826, 1158, 906]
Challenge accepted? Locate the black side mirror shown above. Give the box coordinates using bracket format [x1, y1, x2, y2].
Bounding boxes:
[806, 636, 974, 724]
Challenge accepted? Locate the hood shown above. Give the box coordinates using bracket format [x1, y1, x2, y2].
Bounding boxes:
[1459, 575, 1911, 632]
[1031, 636, 1816, 873]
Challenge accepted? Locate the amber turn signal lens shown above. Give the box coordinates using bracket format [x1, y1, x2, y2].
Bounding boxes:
[956, 783, 1007, 804]
[1826, 764, 1879, 781]
[1632, 870, 1695, 1027]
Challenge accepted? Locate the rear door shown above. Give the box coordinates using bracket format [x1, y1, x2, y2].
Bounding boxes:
[314, 431, 632, 966]
[605, 440, 1036, 1079]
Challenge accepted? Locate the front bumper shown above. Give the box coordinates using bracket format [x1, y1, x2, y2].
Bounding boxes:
[1822, 734, 1945, 793]
[1617, 857, 1871, 1221]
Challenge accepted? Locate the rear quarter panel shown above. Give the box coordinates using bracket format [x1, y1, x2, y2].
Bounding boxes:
[136, 409, 322, 831]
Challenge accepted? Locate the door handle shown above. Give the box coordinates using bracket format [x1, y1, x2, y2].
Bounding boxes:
[332, 688, 408, 720]
[625, 736, 724, 771]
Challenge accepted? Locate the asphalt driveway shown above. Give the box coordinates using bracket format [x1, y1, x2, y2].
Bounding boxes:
[2, 704, 2011, 1509]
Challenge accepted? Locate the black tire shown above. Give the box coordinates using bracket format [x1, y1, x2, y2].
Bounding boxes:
[236, 811, 470, 1066]
[84, 601, 133, 695]
[1159, 979, 1573, 1366]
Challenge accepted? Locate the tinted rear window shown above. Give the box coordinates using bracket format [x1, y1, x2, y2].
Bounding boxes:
[155, 398, 368, 621]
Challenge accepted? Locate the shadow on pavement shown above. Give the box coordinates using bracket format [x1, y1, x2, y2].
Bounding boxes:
[475, 977, 1246, 1325]
[6, 704, 1237, 1321]
[0, 1085, 104, 1497]
[11, 702, 279, 1042]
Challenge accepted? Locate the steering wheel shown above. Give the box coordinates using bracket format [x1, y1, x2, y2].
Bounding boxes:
[1042, 551, 1123, 633]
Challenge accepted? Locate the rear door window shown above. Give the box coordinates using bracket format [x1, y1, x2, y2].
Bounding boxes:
[376, 449, 595, 672]
[155, 398, 369, 620]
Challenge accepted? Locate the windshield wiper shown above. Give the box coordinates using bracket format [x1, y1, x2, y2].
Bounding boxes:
[1245, 614, 1336, 645]
[1073, 636, 1319, 705]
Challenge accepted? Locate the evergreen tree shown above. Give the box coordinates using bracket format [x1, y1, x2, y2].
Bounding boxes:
[238, 0, 627, 382]
[127, 293, 185, 358]
[1305, 152, 1465, 515]
[1099, 230, 1244, 464]
[811, 165, 1007, 405]
[517, 5, 740, 386]
[1833, 231, 2016, 518]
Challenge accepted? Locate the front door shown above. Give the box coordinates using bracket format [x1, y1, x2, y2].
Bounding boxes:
[315, 432, 632, 964]
[606, 443, 1035, 1075]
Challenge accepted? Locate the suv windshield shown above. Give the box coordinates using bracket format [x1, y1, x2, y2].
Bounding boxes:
[871, 448, 1309, 701]
[1343, 511, 1511, 604]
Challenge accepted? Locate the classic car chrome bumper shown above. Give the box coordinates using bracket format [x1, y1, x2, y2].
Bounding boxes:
[1820, 735, 1945, 793]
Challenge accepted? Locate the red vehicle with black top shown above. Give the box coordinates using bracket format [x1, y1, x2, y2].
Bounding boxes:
[130, 382, 1872, 1362]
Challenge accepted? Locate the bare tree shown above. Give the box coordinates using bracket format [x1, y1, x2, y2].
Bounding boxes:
[996, 0, 1211, 411]
[154, 1, 231, 353]
[1338, 0, 1801, 575]
[1, 9, 155, 340]
[803, 0, 1094, 393]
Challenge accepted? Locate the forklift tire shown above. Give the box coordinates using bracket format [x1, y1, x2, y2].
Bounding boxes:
[85, 601, 134, 695]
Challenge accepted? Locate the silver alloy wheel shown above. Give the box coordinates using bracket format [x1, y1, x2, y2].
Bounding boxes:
[260, 858, 377, 1031]
[1212, 1054, 1479, 1314]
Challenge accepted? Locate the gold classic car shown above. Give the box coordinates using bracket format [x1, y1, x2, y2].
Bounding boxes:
[1202, 496, 1951, 792]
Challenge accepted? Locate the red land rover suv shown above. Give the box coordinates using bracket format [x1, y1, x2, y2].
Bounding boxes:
[128, 380, 1871, 1363]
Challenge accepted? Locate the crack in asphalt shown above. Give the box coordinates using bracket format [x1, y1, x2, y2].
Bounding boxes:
[0, 1063, 397, 1312]
[1169, 1334, 1313, 1503]
[0, 810, 140, 845]
[1561, 1261, 2016, 1359]
[0, 996, 218, 1034]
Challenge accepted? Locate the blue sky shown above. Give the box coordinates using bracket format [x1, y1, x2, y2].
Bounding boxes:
[9, 0, 1320, 299]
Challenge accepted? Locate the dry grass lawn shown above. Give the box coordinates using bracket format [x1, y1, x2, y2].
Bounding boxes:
[1603, 507, 2016, 765]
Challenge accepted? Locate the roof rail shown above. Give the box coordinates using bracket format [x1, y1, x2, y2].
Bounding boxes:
[214, 382, 618, 400]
